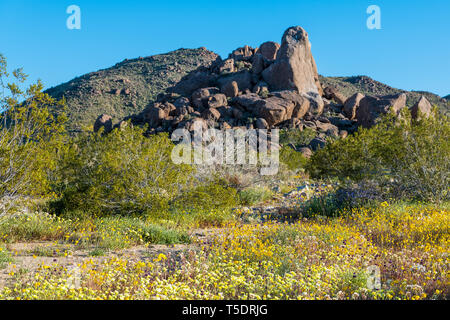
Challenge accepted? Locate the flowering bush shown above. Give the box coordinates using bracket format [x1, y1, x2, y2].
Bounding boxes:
[1, 204, 447, 300]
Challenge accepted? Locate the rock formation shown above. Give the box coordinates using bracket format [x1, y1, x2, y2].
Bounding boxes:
[90, 26, 437, 155]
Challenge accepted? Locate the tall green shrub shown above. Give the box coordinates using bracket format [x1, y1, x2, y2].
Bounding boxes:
[0, 54, 67, 216]
[54, 126, 193, 216]
[307, 109, 449, 202]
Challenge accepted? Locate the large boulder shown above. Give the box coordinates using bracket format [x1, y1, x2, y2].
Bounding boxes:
[323, 86, 347, 106]
[222, 80, 239, 98]
[270, 90, 310, 119]
[315, 121, 339, 136]
[356, 93, 407, 128]
[218, 70, 253, 93]
[232, 93, 264, 112]
[94, 114, 113, 133]
[257, 41, 280, 61]
[202, 107, 221, 121]
[251, 53, 266, 75]
[255, 96, 295, 126]
[411, 96, 432, 120]
[207, 93, 228, 108]
[142, 105, 168, 128]
[262, 26, 323, 97]
[191, 87, 220, 109]
[170, 70, 217, 96]
[343, 93, 365, 120]
[255, 118, 269, 129]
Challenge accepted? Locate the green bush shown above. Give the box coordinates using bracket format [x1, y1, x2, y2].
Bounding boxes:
[0, 54, 67, 217]
[171, 177, 238, 213]
[279, 127, 316, 148]
[52, 126, 193, 216]
[307, 110, 449, 203]
[279, 146, 308, 172]
[0, 246, 12, 269]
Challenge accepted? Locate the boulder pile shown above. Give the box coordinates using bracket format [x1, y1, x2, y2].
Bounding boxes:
[94, 26, 434, 154]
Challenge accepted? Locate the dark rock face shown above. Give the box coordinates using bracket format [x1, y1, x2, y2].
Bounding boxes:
[207, 94, 228, 108]
[191, 87, 220, 109]
[218, 71, 253, 94]
[255, 118, 269, 129]
[94, 114, 113, 133]
[222, 81, 239, 98]
[251, 53, 266, 75]
[171, 71, 218, 97]
[356, 93, 407, 128]
[309, 137, 326, 151]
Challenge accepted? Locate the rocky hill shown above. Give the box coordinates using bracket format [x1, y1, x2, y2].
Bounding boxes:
[45, 48, 220, 132]
[46, 27, 449, 138]
[320, 76, 449, 116]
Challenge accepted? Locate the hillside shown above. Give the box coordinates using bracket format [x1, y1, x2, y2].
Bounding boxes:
[320, 75, 449, 115]
[46, 48, 449, 133]
[45, 48, 219, 132]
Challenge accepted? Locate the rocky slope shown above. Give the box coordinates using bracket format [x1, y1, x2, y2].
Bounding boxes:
[321, 76, 449, 116]
[45, 48, 220, 132]
[46, 27, 448, 138]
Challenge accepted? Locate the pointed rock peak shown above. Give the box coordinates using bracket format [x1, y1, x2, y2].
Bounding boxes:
[262, 26, 323, 101]
[411, 95, 432, 120]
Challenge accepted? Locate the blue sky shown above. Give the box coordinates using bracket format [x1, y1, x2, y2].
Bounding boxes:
[0, 0, 449, 96]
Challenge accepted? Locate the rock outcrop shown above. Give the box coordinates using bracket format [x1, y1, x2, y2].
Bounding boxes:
[356, 93, 407, 128]
[262, 26, 323, 98]
[343, 92, 365, 120]
[94, 114, 113, 133]
[88, 26, 440, 159]
[411, 96, 432, 120]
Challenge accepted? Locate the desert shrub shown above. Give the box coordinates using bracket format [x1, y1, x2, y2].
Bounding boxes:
[0, 212, 190, 248]
[238, 186, 273, 206]
[307, 110, 449, 203]
[0, 246, 12, 269]
[0, 55, 67, 217]
[301, 191, 345, 218]
[171, 176, 238, 213]
[300, 182, 385, 218]
[52, 126, 193, 216]
[0, 212, 72, 242]
[279, 146, 308, 172]
[279, 127, 316, 148]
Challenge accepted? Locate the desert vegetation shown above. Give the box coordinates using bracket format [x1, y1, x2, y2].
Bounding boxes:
[0, 40, 448, 301]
